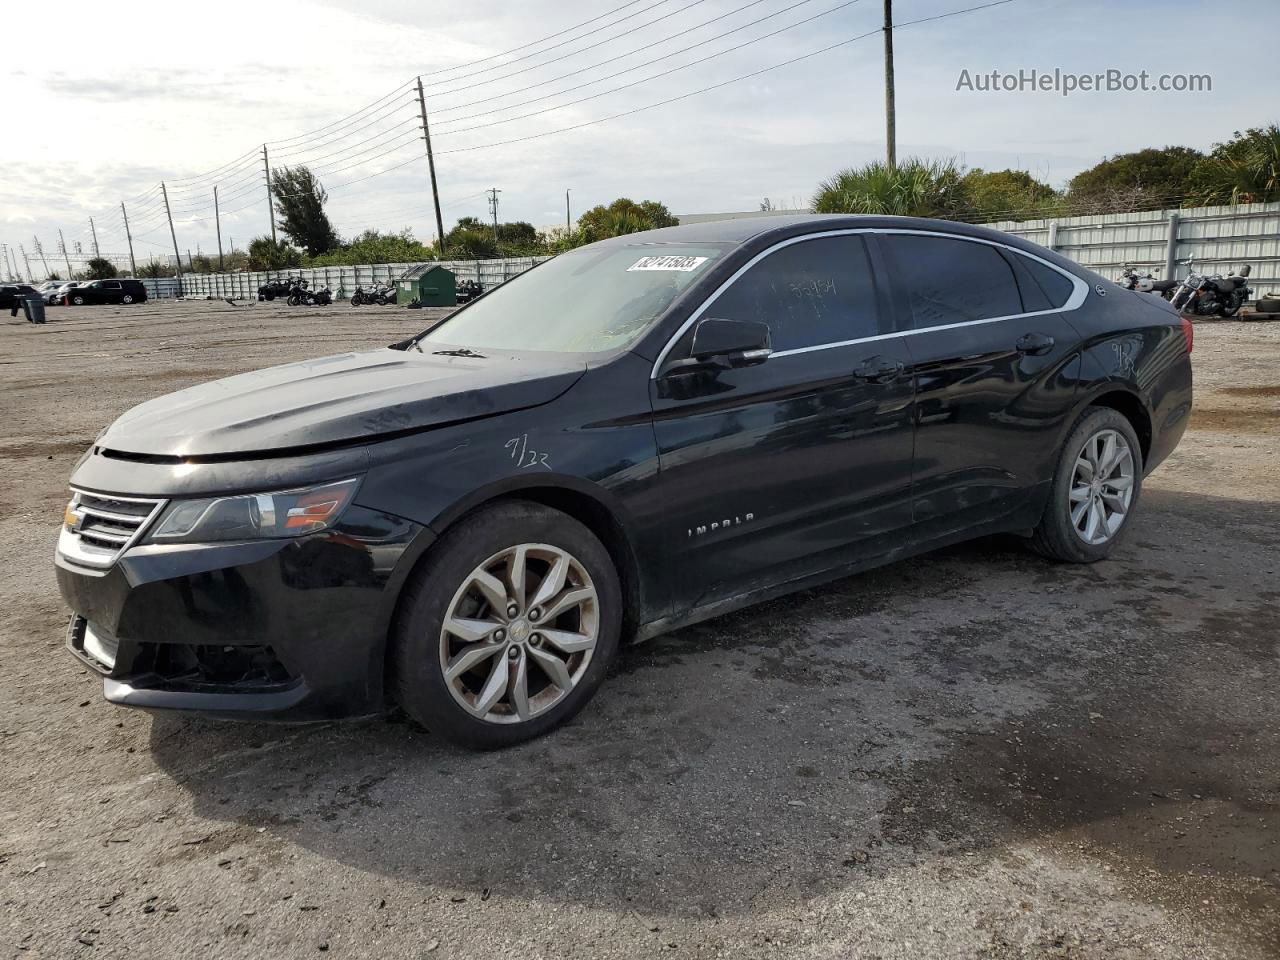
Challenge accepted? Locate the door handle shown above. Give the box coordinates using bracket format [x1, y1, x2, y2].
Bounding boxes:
[1015, 332, 1055, 356]
[852, 356, 905, 384]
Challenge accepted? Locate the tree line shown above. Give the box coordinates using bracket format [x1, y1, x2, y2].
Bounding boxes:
[814, 124, 1280, 220]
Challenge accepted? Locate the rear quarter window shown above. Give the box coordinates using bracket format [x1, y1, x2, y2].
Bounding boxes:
[1015, 253, 1075, 309]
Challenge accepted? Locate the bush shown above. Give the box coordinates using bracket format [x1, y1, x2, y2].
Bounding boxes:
[814, 158, 965, 218]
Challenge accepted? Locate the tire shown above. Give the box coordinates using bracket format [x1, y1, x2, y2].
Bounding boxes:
[392, 500, 622, 749]
[1031, 406, 1144, 564]
[122, 294, 133, 304]
[350, 295, 362, 307]
[71, 296, 84, 306]
[1254, 298, 1280, 314]
[287, 295, 301, 306]
[1218, 302, 1241, 318]
[264, 292, 274, 301]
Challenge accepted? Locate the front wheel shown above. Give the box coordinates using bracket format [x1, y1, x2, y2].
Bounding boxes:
[286, 294, 301, 306]
[351, 295, 363, 306]
[122, 294, 133, 304]
[71, 296, 85, 305]
[392, 501, 622, 748]
[1031, 407, 1144, 563]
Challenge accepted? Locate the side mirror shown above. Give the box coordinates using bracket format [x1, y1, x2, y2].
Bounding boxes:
[667, 318, 772, 373]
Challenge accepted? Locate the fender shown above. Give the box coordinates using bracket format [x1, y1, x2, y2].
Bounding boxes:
[426, 470, 640, 539]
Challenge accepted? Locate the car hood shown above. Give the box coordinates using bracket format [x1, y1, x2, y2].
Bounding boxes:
[98, 347, 587, 459]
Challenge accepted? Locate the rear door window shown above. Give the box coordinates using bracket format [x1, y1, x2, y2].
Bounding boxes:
[879, 233, 1022, 329]
[706, 235, 883, 351]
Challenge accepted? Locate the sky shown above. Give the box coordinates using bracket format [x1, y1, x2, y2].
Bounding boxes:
[2, 0, 1276, 278]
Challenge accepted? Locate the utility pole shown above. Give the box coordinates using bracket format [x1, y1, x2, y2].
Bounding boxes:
[883, 0, 896, 170]
[1, 244, 10, 281]
[33, 236, 51, 279]
[161, 182, 184, 297]
[566, 189, 572, 233]
[120, 202, 138, 276]
[415, 77, 447, 256]
[10, 246, 20, 282]
[89, 217, 100, 257]
[58, 229, 73, 276]
[214, 185, 225, 271]
[487, 188, 502, 244]
[20, 244, 34, 282]
[262, 145, 277, 244]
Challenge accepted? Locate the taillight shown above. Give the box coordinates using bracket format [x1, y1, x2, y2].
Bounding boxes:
[1180, 315, 1194, 354]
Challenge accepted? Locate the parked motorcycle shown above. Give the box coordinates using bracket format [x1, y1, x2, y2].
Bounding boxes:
[1116, 265, 1177, 299]
[1169, 264, 1252, 317]
[350, 283, 394, 306]
[286, 280, 332, 306]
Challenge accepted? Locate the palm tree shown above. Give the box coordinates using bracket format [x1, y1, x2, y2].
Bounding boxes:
[1188, 125, 1280, 206]
[813, 158, 965, 218]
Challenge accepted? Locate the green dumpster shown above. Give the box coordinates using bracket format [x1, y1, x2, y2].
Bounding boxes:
[396, 264, 456, 307]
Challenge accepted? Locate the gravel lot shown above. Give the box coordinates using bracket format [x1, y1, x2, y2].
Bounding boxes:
[1, 300, 1277, 959]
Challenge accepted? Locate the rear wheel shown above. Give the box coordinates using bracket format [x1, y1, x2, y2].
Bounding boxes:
[1218, 301, 1242, 318]
[71, 295, 84, 305]
[122, 294, 134, 304]
[392, 501, 621, 748]
[1031, 407, 1144, 563]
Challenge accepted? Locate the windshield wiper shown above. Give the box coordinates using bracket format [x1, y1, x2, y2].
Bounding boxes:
[431, 347, 487, 358]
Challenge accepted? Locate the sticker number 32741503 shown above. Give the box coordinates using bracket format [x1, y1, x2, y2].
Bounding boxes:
[627, 255, 708, 272]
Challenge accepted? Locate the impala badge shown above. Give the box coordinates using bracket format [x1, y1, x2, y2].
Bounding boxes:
[688, 513, 754, 538]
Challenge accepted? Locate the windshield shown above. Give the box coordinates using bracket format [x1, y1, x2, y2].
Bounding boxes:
[420, 243, 730, 354]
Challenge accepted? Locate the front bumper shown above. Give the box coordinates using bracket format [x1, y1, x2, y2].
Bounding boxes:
[57, 505, 430, 721]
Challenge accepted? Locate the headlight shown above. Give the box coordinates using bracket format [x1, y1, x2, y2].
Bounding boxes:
[146, 478, 361, 544]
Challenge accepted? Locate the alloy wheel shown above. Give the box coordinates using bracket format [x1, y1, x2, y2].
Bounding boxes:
[438, 543, 599, 724]
[1069, 428, 1135, 545]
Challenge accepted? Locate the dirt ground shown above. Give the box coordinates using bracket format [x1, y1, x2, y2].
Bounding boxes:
[0, 300, 1277, 959]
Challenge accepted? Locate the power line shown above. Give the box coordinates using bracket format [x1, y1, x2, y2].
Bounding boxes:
[423, 0, 690, 89]
[425, 0, 714, 97]
[432, 0, 782, 118]
[435, 0, 866, 139]
[419, 0, 650, 80]
[270, 94, 419, 161]
[267, 80, 417, 147]
[433, 0, 1021, 156]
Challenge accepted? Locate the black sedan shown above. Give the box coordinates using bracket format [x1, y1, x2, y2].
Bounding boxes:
[0, 283, 41, 309]
[55, 215, 1192, 747]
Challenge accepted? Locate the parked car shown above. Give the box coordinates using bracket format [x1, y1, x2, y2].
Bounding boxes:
[257, 278, 294, 301]
[47, 281, 84, 305]
[36, 280, 65, 303]
[55, 215, 1192, 748]
[0, 284, 41, 309]
[63, 279, 147, 305]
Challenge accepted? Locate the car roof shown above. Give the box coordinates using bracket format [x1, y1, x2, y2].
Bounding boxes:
[592, 213, 1097, 280]
[596, 213, 1036, 246]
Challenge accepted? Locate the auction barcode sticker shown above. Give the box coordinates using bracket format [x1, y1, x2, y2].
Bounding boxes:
[627, 255, 709, 272]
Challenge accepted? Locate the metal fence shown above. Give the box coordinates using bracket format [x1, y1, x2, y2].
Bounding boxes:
[983, 201, 1280, 295]
[166, 257, 551, 300]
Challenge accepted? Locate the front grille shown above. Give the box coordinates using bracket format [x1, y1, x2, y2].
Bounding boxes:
[58, 489, 166, 570]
